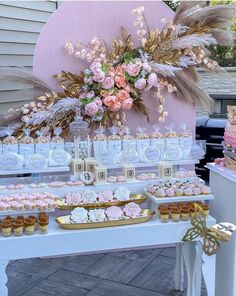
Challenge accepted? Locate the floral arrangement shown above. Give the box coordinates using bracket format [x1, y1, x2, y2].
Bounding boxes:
[0, 2, 235, 138]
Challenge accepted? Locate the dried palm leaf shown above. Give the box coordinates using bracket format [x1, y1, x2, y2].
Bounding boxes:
[166, 71, 214, 111]
[0, 67, 52, 92]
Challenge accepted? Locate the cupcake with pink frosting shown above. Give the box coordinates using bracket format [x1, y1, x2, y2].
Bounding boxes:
[166, 187, 175, 197]
[192, 187, 201, 196]
[183, 187, 193, 196]
[156, 188, 166, 197]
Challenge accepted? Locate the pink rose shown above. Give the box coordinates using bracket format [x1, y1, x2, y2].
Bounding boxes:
[110, 102, 121, 112]
[84, 102, 99, 116]
[102, 76, 114, 89]
[122, 98, 133, 110]
[115, 75, 126, 88]
[147, 73, 158, 87]
[126, 63, 141, 77]
[117, 90, 130, 102]
[93, 98, 103, 108]
[103, 95, 118, 107]
[115, 65, 125, 76]
[92, 69, 105, 83]
[134, 78, 146, 90]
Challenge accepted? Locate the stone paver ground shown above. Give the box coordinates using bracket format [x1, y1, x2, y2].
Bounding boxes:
[7, 247, 207, 296]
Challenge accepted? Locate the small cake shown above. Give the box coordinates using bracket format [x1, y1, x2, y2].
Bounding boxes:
[101, 191, 114, 202]
[105, 206, 123, 220]
[146, 185, 156, 194]
[38, 217, 49, 234]
[201, 185, 211, 195]
[82, 190, 97, 203]
[1, 220, 12, 237]
[89, 209, 106, 222]
[183, 187, 193, 196]
[181, 206, 190, 221]
[174, 188, 184, 196]
[70, 207, 88, 223]
[190, 206, 196, 218]
[166, 187, 175, 197]
[202, 204, 209, 216]
[171, 207, 181, 222]
[156, 188, 166, 197]
[123, 202, 141, 218]
[159, 208, 169, 223]
[107, 176, 117, 183]
[114, 187, 130, 201]
[13, 220, 24, 236]
[49, 181, 65, 188]
[192, 187, 201, 196]
[117, 175, 126, 183]
[137, 174, 148, 181]
[24, 218, 36, 235]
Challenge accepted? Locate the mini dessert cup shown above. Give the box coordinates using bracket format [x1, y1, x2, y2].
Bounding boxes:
[24, 218, 35, 235]
[13, 220, 24, 236]
[38, 217, 49, 234]
[1, 220, 12, 237]
[181, 206, 190, 221]
[5, 216, 15, 224]
[159, 209, 170, 223]
[190, 206, 196, 218]
[171, 207, 181, 222]
[202, 204, 209, 216]
[16, 215, 25, 222]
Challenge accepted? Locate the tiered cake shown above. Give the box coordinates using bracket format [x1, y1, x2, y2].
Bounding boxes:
[223, 106, 236, 170]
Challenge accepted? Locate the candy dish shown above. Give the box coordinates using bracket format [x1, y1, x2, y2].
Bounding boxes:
[56, 209, 154, 230]
[56, 193, 147, 210]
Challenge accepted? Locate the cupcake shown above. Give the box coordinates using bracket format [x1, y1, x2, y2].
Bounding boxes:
[16, 215, 25, 222]
[202, 204, 209, 216]
[156, 188, 166, 197]
[192, 187, 201, 196]
[171, 207, 181, 222]
[174, 188, 184, 196]
[24, 218, 36, 235]
[166, 187, 175, 197]
[190, 206, 196, 218]
[201, 185, 211, 195]
[159, 208, 169, 223]
[183, 187, 193, 196]
[38, 217, 49, 234]
[13, 220, 24, 236]
[181, 206, 190, 221]
[1, 220, 12, 237]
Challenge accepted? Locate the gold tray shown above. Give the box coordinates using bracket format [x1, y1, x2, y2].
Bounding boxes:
[56, 194, 147, 210]
[56, 209, 154, 230]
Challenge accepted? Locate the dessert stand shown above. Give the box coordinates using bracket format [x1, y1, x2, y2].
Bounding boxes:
[0, 1, 218, 296]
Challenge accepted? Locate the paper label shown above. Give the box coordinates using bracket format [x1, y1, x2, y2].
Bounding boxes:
[26, 154, 48, 169]
[0, 152, 24, 170]
[49, 149, 71, 166]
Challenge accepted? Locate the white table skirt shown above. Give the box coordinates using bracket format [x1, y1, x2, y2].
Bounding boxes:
[0, 215, 216, 296]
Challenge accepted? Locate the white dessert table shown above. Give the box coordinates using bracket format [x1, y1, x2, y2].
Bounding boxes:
[0, 215, 216, 296]
[207, 163, 236, 296]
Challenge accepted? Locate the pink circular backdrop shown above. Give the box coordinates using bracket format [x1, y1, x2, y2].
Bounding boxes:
[33, 0, 195, 134]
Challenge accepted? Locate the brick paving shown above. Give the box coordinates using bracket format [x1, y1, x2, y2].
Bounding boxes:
[7, 247, 207, 296]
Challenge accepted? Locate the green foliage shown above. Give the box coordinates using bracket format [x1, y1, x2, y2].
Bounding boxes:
[210, 0, 236, 67]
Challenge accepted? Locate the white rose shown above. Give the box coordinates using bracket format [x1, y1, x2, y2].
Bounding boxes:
[134, 78, 147, 90]
[147, 73, 158, 87]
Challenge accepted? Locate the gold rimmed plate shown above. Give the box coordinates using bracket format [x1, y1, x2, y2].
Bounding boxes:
[56, 194, 147, 210]
[55, 209, 154, 230]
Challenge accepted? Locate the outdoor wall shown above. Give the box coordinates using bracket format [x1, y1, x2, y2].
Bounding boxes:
[0, 0, 58, 112]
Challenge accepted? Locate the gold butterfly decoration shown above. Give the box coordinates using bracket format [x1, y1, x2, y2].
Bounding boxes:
[182, 204, 236, 256]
